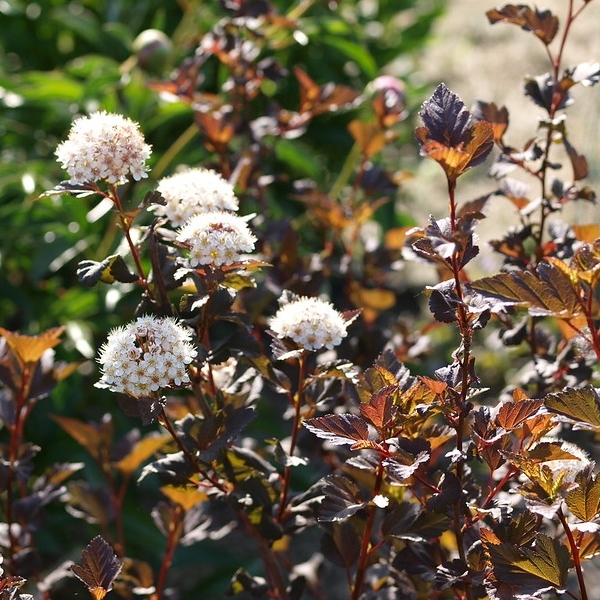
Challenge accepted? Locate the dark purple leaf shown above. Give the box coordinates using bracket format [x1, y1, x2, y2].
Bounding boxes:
[318, 474, 366, 522]
[418, 83, 470, 148]
[487, 5, 559, 44]
[303, 414, 369, 446]
[71, 536, 123, 599]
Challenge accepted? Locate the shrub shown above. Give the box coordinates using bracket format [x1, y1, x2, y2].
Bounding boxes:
[1, 1, 600, 599]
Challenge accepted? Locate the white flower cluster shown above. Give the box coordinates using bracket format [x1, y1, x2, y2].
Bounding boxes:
[55, 111, 151, 184]
[96, 315, 197, 398]
[176, 211, 257, 267]
[153, 168, 239, 227]
[270, 296, 348, 351]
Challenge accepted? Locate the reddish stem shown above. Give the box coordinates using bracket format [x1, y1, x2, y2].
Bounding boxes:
[350, 461, 385, 600]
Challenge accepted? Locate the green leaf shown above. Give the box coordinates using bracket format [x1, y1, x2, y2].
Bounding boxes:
[545, 387, 600, 429]
[487, 534, 569, 588]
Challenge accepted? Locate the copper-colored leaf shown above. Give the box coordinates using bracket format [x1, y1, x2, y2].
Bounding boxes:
[304, 414, 369, 446]
[418, 376, 448, 396]
[469, 261, 583, 318]
[416, 84, 493, 181]
[563, 138, 589, 181]
[160, 485, 208, 511]
[348, 120, 387, 157]
[349, 282, 396, 323]
[486, 534, 569, 588]
[577, 532, 600, 560]
[71, 536, 123, 598]
[487, 5, 559, 45]
[114, 434, 170, 475]
[545, 387, 600, 429]
[51, 415, 107, 461]
[527, 441, 581, 463]
[295, 67, 361, 116]
[359, 386, 397, 431]
[572, 224, 600, 244]
[566, 466, 600, 523]
[496, 398, 544, 430]
[472, 100, 509, 142]
[0, 326, 65, 366]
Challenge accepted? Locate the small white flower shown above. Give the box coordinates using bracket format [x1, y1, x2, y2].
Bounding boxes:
[176, 211, 257, 267]
[96, 316, 197, 398]
[56, 111, 151, 184]
[270, 296, 349, 351]
[152, 168, 239, 227]
[372, 494, 390, 508]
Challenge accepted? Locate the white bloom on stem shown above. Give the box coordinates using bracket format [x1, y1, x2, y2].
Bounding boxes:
[55, 111, 151, 184]
[270, 296, 349, 351]
[176, 211, 257, 267]
[96, 315, 197, 398]
[153, 168, 239, 227]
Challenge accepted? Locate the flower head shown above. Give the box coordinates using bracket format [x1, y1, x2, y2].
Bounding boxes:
[177, 211, 257, 267]
[152, 168, 239, 227]
[56, 111, 151, 184]
[96, 316, 197, 398]
[270, 295, 349, 351]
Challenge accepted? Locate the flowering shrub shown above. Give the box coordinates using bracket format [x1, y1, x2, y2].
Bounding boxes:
[55, 111, 152, 185]
[2, 1, 600, 600]
[153, 168, 240, 226]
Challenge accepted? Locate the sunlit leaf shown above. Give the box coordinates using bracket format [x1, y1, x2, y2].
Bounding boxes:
[51, 415, 109, 462]
[348, 120, 387, 157]
[77, 255, 139, 287]
[563, 138, 588, 181]
[71, 536, 123, 599]
[469, 261, 583, 318]
[294, 67, 361, 116]
[304, 414, 369, 446]
[472, 101, 509, 143]
[486, 5, 559, 45]
[415, 83, 493, 181]
[383, 451, 429, 481]
[545, 387, 600, 429]
[114, 434, 170, 475]
[526, 441, 581, 463]
[485, 534, 569, 588]
[560, 62, 600, 90]
[359, 386, 397, 431]
[496, 398, 543, 430]
[160, 485, 208, 511]
[566, 466, 600, 522]
[0, 327, 65, 366]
